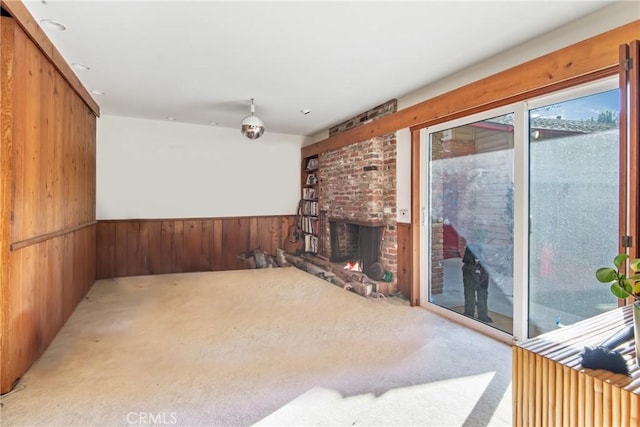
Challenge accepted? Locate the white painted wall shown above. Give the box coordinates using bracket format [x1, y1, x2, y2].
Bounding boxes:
[97, 115, 308, 219]
[396, 128, 411, 223]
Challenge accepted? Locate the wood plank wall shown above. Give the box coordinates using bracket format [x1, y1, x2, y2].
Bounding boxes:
[396, 223, 412, 302]
[96, 216, 300, 279]
[1, 17, 97, 394]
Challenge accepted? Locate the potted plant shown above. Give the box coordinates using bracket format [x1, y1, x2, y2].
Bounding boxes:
[595, 253, 640, 363]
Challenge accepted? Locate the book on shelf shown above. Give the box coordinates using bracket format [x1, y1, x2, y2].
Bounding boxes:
[305, 158, 318, 170]
[302, 201, 318, 216]
[303, 187, 317, 200]
[302, 216, 319, 235]
[304, 234, 318, 253]
[305, 173, 318, 186]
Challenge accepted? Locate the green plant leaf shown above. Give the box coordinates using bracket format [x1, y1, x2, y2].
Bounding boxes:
[630, 258, 640, 272]
[623, 279, 634, 293]
[596, 267, 617, 283]
[614, 253, 629, 269]
[611, 283, 631, 299]
[633, 281, 640, 297]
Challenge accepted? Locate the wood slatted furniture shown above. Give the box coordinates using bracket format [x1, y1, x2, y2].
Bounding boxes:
[513, 305, 640, 426]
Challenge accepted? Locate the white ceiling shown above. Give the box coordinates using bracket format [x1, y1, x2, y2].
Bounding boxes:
[22, 0, 616, 137]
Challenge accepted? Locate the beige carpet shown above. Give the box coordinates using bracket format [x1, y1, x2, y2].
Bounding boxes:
[0, 268, 512, 426]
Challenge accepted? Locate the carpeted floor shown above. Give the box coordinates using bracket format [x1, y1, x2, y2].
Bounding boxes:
[0, 268, 512, 426]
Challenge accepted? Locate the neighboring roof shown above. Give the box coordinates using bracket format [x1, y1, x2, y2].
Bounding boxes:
[484, 115, 617, 134]
[530, 117, 617, 133]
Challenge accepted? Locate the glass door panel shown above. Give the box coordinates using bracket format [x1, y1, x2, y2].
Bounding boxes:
[528, 89, 620, 337]
[428, 114, 514, 334]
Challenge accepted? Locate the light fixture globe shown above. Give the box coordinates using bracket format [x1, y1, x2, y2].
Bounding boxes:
[241, 115, 265, 140]
[240, 98, 265, 140]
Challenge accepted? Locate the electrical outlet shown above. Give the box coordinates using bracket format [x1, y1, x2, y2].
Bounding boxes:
[399, 208, 409, 217]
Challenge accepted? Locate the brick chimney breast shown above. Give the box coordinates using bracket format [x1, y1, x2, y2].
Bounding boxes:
[319, 100, 398, 291]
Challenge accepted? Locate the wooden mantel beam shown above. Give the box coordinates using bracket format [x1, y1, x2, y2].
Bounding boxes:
[302, 20, 639, 158]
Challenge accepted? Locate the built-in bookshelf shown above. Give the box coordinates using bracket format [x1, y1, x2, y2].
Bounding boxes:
[301, 155, 319, 253]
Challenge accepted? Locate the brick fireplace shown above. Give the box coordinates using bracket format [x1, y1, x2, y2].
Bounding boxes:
[317, 99, 398, 293]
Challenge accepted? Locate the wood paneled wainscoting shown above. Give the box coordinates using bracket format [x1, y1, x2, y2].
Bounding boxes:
[396, 223, 413, 304]
[96, 216, 300, 279]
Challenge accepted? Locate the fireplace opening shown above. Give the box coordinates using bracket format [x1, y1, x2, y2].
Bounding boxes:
[329, 219, 382, 277]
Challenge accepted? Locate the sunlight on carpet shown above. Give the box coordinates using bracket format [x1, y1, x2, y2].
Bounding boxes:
[256, 372, 510, 426]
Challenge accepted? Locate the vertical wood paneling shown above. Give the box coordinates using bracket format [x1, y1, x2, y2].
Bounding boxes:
[10, 23, 26, 241]
[146, 221, 162, 274]
[257, 217, 273, 254]
[61, 231, 75, 320]
[249, 217, 258, 252]
[41, 57, 54, 234]
[396, 223, 412, 300]
[114, 222, 128, 277]
[212, 219, 223, 270]
[22, 35, 42, 240]
[126, 221, 139, 276]
[223, 218, 249, 270]
[201, 219, 214, 271]
[51, 73, 65, 231]
[160, 221, 175, 274]
[1, 16, 96, 394]
[22, 244, 38, 359]
[96, 215, 298, 278]
[184, 220, 204, 271]
[96, 222, 114, 279]
[0, 16, 15, 395]
[43, 238, 59, 346]
[173, 220, 185, 273]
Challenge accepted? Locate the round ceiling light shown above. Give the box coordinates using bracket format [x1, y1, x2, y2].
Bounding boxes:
[240, 98, 265, 140]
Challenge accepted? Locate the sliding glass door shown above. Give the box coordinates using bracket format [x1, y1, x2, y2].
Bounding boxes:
[426, 108, 515, 335]
[422, 78, 621, 340]
[527, 85, 620, 337]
